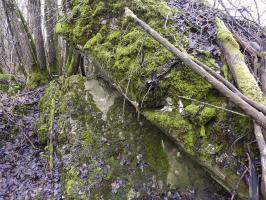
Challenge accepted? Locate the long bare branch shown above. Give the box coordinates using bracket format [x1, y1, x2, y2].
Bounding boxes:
[125, 7, 266, 129]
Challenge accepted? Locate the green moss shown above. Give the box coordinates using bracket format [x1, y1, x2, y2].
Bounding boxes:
[143, 133, 169, 179]
[64, 167, 85, 197]
[37, 75, 94, 144]
[84, 33, 103, 49]
[200, 107, 216, 124]
[26, 68, 49, 89]
[0, 74, 16, 82]
[216, 18, 239, 49]
[92, 1, 105, 16]
[38, 81, 179, 198]
[57, 0, 185, 106]
[66, 52, 76, 75]
[55, 2, 251, 198]
[221, 64, 232, 81]
[216, 18, 266, 106]
[194, 50, 218, 70]
[143, 110, 195, 154]
[0, 74, 23, 94]
[55, 23, 70, 35]
[48, 98, 56, 169]
[166, 67, 213, 101]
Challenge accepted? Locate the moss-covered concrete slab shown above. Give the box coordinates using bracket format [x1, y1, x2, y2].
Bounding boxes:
[56, 0, 251, 198]
[36, 75, 228, 199]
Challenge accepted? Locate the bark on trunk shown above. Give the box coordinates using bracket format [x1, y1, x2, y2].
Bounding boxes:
[1, 0, 38, 74]
[28, 0, 46, 69]
[44, 0, 58, 73]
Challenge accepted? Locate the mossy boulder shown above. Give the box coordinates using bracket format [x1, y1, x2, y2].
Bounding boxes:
[36, 75, 226, 199]
[56, 0, 251, 198]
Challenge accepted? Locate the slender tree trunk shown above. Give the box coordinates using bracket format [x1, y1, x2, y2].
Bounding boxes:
[1, 0, 24, 72]
[28, 0, 46, 69]
[1, 0, 37, 74]
[1, 0, 49, 88]
[44, 0, 58, 74]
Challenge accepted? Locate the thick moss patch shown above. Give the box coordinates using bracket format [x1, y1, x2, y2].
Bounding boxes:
[36, 76, 180, 199]
[57, 0, 186, 106]
[26, 68, 49, 89]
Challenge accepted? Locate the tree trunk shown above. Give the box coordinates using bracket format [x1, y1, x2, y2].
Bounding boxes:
[28, 0, 46, 69]
[44, 0, 58, 74]
[1, 0, 37, 74]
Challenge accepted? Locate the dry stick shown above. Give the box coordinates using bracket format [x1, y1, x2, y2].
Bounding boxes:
[216, 18, 266, 199]
[218, 0, 260, 43]
[231, 167, 249, 200]
[193, 59, 266, 115]
[125, 7, 266, 129]
[253, 123, 266, 199]
[177, 95, 247, 117]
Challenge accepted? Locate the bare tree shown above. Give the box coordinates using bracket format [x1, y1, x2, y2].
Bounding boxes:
[1, 0, 37, 75]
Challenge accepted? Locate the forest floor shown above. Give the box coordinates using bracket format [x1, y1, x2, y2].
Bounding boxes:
[0, 87, 61, 200]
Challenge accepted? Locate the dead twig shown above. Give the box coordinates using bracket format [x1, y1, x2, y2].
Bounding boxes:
[231, 167, 248, 200]
[253, 123, 266, 200]
[176, 95, 247, 117]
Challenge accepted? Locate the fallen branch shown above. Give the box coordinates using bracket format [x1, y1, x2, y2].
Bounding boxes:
[125, 8, 266, 129]
[260, 42, 266, 94]
[253, 123, 266, 200]
[231, 167, 248, 200]
[193, 58, 266, 116]
[215, 18, 266, 200]
[48, 98, 55, 170]
[230, 28, 260, 80]
[215, 18, 266, 106]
